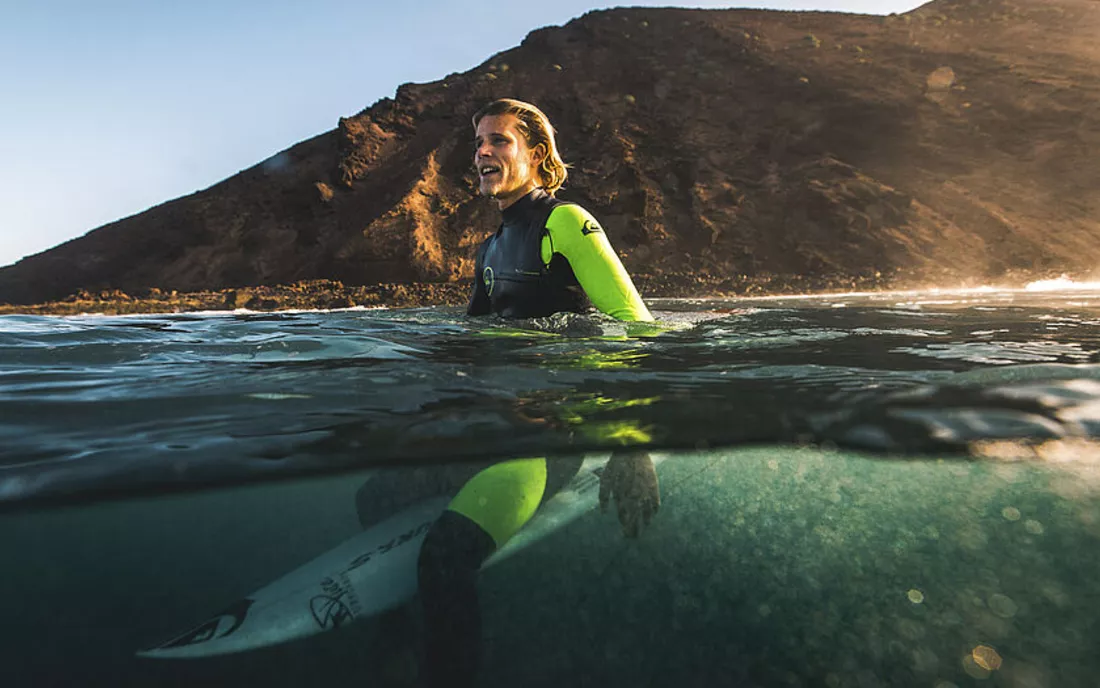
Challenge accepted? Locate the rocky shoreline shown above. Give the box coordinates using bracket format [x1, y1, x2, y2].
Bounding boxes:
[0, 268, 1063, 316]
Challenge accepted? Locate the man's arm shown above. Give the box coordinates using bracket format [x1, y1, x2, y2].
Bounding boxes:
[466, 244, 490, 316]
[545, 205, 661, 534]
[543, 205, 653, 322]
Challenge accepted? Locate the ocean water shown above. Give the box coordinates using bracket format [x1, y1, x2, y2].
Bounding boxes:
[2, 286, 1100, 687]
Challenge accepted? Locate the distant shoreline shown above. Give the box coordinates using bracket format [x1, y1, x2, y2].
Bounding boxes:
[0, 270, 1063, 316]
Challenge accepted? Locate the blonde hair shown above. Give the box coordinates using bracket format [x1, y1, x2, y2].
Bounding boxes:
[472, 98, 569, 194]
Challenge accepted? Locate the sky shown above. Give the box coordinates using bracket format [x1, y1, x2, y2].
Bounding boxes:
[0, 0, 926, 268]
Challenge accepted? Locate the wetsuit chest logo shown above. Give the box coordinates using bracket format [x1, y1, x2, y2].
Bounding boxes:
[483, 266, 495, 295]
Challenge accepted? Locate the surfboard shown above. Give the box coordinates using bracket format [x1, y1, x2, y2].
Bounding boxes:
[138, 454, 664, 659]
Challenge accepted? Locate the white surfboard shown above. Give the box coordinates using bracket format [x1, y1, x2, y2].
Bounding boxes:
[139, 454, 664, 659]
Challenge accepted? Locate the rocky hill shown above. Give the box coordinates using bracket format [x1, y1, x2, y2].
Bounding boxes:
[1, 0, 1098, 306]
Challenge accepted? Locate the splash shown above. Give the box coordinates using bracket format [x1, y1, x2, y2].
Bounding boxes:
[1025, 275, 1100, 292]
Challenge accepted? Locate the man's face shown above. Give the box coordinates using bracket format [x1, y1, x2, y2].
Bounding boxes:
[474, 114, 542, 208]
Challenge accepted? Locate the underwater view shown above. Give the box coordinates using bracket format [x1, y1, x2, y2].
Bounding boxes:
[3, 285, 1099, 687]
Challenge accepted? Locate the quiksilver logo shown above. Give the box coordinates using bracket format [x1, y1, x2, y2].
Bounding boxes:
[483, 266, 495, 295]
[156, 599, 254, 648]
[581, 220, 603, 236]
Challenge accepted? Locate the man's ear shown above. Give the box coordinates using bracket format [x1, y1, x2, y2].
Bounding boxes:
[531, 142, 547, 166]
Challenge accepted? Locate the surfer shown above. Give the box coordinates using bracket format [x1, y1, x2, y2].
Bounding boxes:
[363, 98, 661, 687]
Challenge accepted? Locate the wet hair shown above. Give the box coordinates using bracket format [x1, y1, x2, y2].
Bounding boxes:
[472, 98, 568, 194]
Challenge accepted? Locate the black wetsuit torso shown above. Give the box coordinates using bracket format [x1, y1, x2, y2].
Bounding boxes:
[467, 188, 591, 318]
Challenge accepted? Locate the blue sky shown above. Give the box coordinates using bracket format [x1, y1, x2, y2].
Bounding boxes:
[0, 0, 925, 268]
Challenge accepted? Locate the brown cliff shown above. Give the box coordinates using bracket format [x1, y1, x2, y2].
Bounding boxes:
[1, 0, 1098, 307]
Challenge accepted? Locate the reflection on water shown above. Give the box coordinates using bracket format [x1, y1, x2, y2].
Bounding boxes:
[3, 447, 1098, 687]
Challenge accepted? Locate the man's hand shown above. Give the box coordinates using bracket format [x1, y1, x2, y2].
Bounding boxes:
[599, 450, 660, 538]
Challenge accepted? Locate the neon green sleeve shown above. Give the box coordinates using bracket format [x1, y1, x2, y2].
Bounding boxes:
[541, 204, 654, 322]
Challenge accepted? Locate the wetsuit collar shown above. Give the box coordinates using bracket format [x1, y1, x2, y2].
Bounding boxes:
[500, 187, 549, 225]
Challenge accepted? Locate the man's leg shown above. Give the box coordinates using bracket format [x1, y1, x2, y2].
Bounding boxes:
[355, 463, 485, 686]
[418, 458, 549, 688]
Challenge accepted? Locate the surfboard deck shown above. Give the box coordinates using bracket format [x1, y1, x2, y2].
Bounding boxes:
[139, 454, 663, 659]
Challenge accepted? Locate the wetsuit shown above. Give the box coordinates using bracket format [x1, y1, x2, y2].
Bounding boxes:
[467, 187, 652, 321]
[364, 188, 651, 688]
